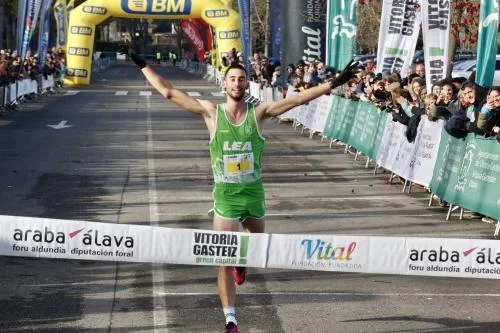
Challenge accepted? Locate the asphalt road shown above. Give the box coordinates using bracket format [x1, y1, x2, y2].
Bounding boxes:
[0, 62, 498, 333]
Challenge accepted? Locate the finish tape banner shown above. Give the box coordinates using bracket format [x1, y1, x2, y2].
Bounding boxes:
[0, 215, 498, 279]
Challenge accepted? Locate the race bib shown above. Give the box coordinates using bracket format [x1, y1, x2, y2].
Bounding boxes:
[223, 153, 254, 177]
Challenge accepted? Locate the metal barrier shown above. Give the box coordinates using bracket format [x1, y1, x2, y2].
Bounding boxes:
[0, 74, 57, 110]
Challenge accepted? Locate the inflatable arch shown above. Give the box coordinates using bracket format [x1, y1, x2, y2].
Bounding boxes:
[66, 0, 241, 85]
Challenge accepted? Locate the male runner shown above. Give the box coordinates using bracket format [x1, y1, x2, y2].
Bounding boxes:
[123, 49, 358, 333]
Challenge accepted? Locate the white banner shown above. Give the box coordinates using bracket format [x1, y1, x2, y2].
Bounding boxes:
[376, 117, 443, 187]
[279, 86, 299, 120]
[376, 0, 422, 77]
[376, 119, 407, 171]
[299, 98, 319, 130]
[0, 215, 269, 267]
[403, 117, 443, 186]
[421, 0, 451, 90]
[310, 95, 333, 134]
[1, 215, 499, 279]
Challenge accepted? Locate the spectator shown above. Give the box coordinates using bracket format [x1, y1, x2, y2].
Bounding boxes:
[475, 87, 500, 138]
[415, 63, 425, 79]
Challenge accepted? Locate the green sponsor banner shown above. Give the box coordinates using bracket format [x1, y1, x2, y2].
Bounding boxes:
[323, 97, 387, 160]
[475, 0, 499, 87]
[430, 133, 500, 220]
[348, 101, 388, 160]
[323, 95, 341, 138]
[326, 0, 358, 70]
[331, 97, 358, 142]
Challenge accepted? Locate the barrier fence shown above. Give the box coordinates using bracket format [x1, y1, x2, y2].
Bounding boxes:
[1, 74, 57, 110]
[275, 90, 500, 237]
[1, 215, 498, 279]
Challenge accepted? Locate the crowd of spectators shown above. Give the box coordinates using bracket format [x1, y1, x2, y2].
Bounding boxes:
[336, 61, 500, 143]
[0, 47, 66, 87]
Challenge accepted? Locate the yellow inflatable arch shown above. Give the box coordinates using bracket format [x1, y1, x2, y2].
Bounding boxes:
[66, 0, 241, 85]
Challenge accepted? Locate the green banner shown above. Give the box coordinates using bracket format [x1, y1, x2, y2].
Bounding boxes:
[430, 133, 500, 220]
[475, 0, 499, 87]
[348, 102, 388, 160]
[326, 0, 358, 70]
[323, 97, 387, 160]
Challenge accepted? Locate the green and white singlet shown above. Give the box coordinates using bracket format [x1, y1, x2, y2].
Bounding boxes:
[209, 103, 266, 220]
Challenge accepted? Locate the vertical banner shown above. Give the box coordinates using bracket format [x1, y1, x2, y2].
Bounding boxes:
[67, 0, 75, 16]
[376, 0, 422, 77]
[238, 0, 251, 72]
[20, 0, 43, 64]
[326, 0, 359, 71]
[475, 0, 499, 87]
[281, 0, 327, 69]
[269, 0, 282, 58]
[181, 19, 206, 61]
[38, 0, 53, 66]
[196, 18, 213, 52]
[16, 0, 28, 55]
[53, 0, 67, 50]
[421, 0, 451, 91]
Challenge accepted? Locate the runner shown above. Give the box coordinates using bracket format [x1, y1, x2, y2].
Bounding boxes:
[122, 48, 359, 333]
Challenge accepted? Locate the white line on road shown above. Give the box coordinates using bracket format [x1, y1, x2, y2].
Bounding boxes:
[211, 92, 225, 97]
[140, 91, 152, 96]
[158, 291, 500, 297]
[187, 92, 201, 96]
[115, 91, 128, 96]
[146, 93, 169, 333]
[65, 91, 80, 95]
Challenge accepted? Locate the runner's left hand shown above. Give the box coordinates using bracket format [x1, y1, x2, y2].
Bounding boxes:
[328, 60, 360, 89]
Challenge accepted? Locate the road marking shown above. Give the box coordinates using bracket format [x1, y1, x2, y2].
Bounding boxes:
[145, 93, 169, 333]
[158, 291, 500, 297]
[211, 92, 225, 97]
[187, 92, 201, 96]
[115, 91, 128, 96]
[140, 91, 152, 96]
[65, 91, 80, 95]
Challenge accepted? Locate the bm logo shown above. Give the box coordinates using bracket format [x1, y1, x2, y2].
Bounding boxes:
[68, 47, 90, 57]
[66, 68, 88, 78]
[82, 6, 107, 15]
[218, 30, 240, 40]
[205, 9, 229, 18]
[71, 26, 92, 36]
[121, 0, 192, 15]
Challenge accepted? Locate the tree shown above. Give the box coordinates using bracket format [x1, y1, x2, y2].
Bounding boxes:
[357, 0, 382, 54]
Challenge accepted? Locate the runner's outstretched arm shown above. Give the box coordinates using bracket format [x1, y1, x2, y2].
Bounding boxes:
[122, 48, 212, 116]
[257, 60, 360, 119]
[141, 66, 211, 115]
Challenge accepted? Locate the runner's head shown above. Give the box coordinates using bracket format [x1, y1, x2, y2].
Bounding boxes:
[224, 64, 248, 102]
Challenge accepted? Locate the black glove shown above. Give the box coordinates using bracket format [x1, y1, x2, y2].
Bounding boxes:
[119, 46, 146, 69]
[329, 60, 360, 89]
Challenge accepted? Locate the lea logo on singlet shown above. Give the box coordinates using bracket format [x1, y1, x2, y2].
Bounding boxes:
[223, 141, 252, 151]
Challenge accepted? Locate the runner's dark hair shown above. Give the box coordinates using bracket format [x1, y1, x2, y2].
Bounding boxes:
[224, 63, 248, 77]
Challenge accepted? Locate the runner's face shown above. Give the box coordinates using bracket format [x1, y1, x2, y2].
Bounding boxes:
[225, 68, 247, 101]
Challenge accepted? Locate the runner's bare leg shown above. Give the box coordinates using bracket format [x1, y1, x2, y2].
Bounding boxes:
[213, 216, 240, 308]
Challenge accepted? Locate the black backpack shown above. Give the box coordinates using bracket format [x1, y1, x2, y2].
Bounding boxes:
[444, 110, 469, 139]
